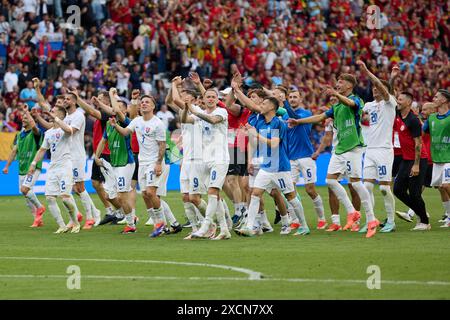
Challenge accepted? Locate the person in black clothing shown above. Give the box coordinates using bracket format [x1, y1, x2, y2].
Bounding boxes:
[393, 92, 430, 230]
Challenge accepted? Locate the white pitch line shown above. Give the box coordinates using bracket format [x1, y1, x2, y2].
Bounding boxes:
[0, 274, 449, 287]
[0, 256, 263, 280]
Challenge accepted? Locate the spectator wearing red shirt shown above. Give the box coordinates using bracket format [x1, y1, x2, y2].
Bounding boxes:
[393, 91, 430, 228]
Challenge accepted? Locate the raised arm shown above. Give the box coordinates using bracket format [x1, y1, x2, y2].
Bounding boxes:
[68, 89, 101, 120]
[109, 117, 132, 137]
[31, 108, 52, 130]
[356, 60, 389, 101]
[324, 87, 357, 108]
[54, 116, 73, 135]
[32, 78, 52, 112]
[287, 113, 327, 127]
[283, 100, 300, 119]
[188, 103, 223, 124]
[231, 83, 262, 113]
[180, 103, 195, 124]
[128, 89, 140, 119]
[165, 86, 180, 113]
[22, 108, 40, 135]
[171, 76, 186, 110]
[92, 96, 114, 115]
[109, 88, 126, 123]
[189, 72, 206, 96]
[223, 91, 241, 117]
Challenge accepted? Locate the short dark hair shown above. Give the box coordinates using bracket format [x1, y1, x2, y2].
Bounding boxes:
[338, 73, 357, 87]
[55, 95, 65, 101]
[438, 89, 450, 102]
[400, 91, 414, 101]
[264, 97, 280, 111]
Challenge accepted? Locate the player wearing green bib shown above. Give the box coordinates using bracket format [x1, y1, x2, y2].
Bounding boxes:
[288, 73, 378, 238]
[2, 107, 46, 227]
[424, 89, 450, 227]
[95, 89, 135, 234]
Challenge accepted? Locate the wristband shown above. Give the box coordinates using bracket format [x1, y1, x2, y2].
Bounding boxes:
[31, 161, 37, 166]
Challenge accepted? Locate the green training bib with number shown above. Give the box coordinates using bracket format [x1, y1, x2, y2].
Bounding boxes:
[16, 130, 42, 175]
[428, 113, 450, 163]
[106, 122, 130, 167]
[333, 95, 365, 154]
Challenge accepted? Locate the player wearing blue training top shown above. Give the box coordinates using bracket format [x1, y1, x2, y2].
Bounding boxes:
[282, 90, 327, 230]
[231, 78, 310, 236]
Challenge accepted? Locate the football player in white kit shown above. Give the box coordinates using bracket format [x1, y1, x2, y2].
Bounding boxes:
[357, 60, 397, 233]
[28, 106, 80, 234]
[63, 92, 101, 229]
[113, 94, 173, 237]
[180, 88, 231, 240]
[168, 78, 207, 238]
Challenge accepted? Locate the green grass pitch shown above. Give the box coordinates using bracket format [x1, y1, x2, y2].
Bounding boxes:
[0, 186, 449, 300]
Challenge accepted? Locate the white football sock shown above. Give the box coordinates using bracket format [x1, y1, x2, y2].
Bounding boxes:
[326, 179, 355, 214]
[245, 195, 260, 229]
[47, 197, 65, 228]
[312, 195, 325, 220]
[25, 190, 42, 209]
[280, 213, 289, 227]
[234, 203, 240, 216]
[197, 195, 218, 234]
[363, 181, 375, 208]
[351, 181, 375, 222]
[288, 197, 308, 228]
[153, 206, 165, 225]
[161, 199, 178, 226]
[222, 199, 232, 230]
[331, 214, 340, 225]
[443, 200, 450, 217]
[260, 210, 271, 227]
[125, 209, 135, 228]
[407, 208, 416, 218]
[25, 198, 36, 217]
[184, 202, 199, 232]
[198, 199, 207, 216]
[216, 199, 228, 232]
[106, 206, 114, 216]
[79, 190, 93, 220]
[62, 196, 79, 225]
[287, 204, 299, 224]
[380, 185, 395, 224]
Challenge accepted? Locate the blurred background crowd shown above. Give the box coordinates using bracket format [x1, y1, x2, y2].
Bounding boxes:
[0, 0, 448, 156]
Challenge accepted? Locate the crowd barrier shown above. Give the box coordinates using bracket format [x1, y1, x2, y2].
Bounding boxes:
[0, 153, 335, 196]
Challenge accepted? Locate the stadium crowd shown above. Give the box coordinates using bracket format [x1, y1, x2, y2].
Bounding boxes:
[0, 0, 449, 157]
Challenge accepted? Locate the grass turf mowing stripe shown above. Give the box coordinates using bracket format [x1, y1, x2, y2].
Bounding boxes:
[0, 274, 449, 287]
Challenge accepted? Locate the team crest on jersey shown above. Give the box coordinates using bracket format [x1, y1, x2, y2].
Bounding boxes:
[145, 127, 151, 133]
[56, 132, 61, 139]
[400, 125, 405, 131]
